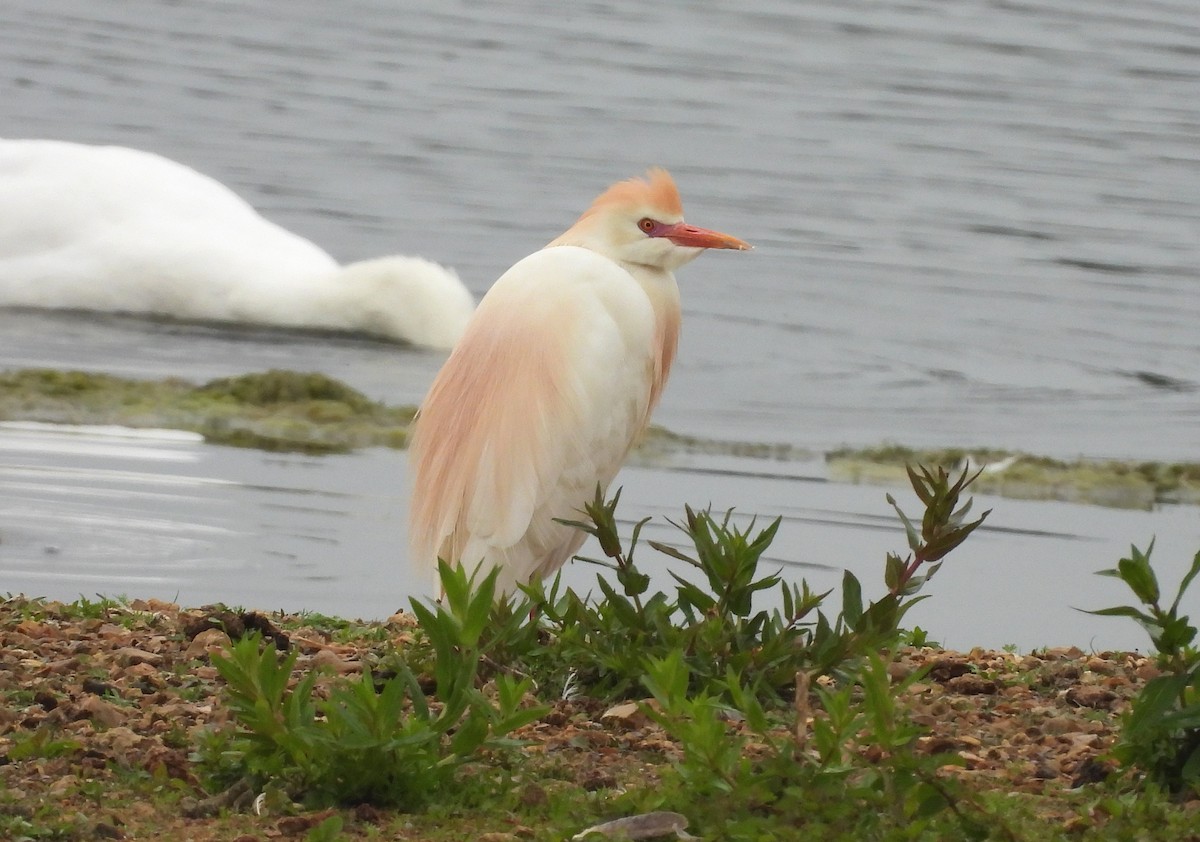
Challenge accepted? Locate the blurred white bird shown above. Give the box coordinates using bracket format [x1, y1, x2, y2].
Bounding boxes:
[409, 168, 749, 595]
[0, 139, 474, 349]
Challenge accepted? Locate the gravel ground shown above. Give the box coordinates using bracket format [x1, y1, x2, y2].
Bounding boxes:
[0, 596, 1172, 839]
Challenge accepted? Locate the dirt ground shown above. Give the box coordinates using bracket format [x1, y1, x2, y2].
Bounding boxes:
[0, 596, 1169, 840]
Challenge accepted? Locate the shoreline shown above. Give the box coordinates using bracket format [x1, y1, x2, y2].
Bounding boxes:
[2, 367, 1198, 510]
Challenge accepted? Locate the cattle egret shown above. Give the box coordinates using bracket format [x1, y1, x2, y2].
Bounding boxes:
[0, 139, 474, 349]
[409, 168, 749, 595]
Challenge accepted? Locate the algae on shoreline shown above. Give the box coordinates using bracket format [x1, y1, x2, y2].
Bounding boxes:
[2, 367, 1197, 509]
[0, 368, 415, 454]
[827, 444, 1200, 510]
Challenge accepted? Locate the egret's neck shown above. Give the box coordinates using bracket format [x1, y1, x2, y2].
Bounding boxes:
[625, 263, 682, 412]
[624, 263, 680, 309]
[547, 218, 684, 406]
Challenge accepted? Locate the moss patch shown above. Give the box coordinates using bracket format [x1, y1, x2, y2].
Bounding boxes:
[828, 444, 1200, 510]
[0, 368, 415, 454]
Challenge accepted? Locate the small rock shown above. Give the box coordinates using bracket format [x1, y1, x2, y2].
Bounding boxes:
[81, 676, 117, 697]
[1065, 685, 1117, 710]
[957, 751, 985, 769]
[277, 810, 337, 835]
[601, 701, 646, 728]
[124, 662, 161, 680]
[147, 598, 177, 611]
[311, 648, 361, 674]
[1064, 733, 1102, 757]
[1043, 646, 1085, 660]
[15, 620, 60, 639]
[946, 674, 998, 695]
[100, 726, 146, 761]
[1071, 757, 1113, 787]
[542, 708, 570, 727]
[76, 695, 128, 728]
[929, 658, 972, 682]
[185, 628, 232, 659]
[97, 623, 129, 641]
[48, 774, 79, 796]
[112, 647, 163, 667]
[580, 769, 618, 791]
[1047, 663, 1082, 682]
[386, 610, 417, 629]
[917, 736, 961, 755]
[1034, 759, 1061, 779]
[1041, 716, 1076, 735]
[1135, 661, 1161, 682]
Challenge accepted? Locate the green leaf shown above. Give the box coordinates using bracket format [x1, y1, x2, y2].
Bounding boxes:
[841, 571, 863, 628]
[1179, 742, 1200, 785]
[647, 540, 697, 565]
[905, 465, 936, 506]
[1118, 545, 1161, 606]
[1081, 605, 1160, 624]
[1170, 549, 1200, 616]
[887, 494, 922, 552]
[1124, 673, 1190, 739]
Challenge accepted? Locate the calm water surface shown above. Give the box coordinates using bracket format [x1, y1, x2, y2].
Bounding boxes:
[4, 421, 1198, 652]
[1, 0, 1198, 646]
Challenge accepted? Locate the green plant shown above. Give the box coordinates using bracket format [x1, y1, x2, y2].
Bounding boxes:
[65, 593, 128, 620]
[305, 814, 344, 841]
[525, 464, 988, 701]
[6, 725, 82, 761]
[1085, 542, 1200, 793]
[408, 559, 543, 683]
[533, 490, 826, 700]
[202, 566, 545, 810]
[639, 649, 988, 839]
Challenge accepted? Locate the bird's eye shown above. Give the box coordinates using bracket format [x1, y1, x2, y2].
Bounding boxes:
[638, 218, 656, 234]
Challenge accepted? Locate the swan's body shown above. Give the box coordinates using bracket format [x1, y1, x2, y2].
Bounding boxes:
[0, 139, 474, 349]
[409, 168, 749, 595]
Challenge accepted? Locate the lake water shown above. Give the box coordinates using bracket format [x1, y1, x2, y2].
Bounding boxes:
[1, 0, 1198, 649]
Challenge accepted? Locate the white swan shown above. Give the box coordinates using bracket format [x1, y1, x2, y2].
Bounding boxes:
[0, 139, 475, 349]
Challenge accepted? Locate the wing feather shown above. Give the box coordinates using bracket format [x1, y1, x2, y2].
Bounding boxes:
[409, 246, 657, 593]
